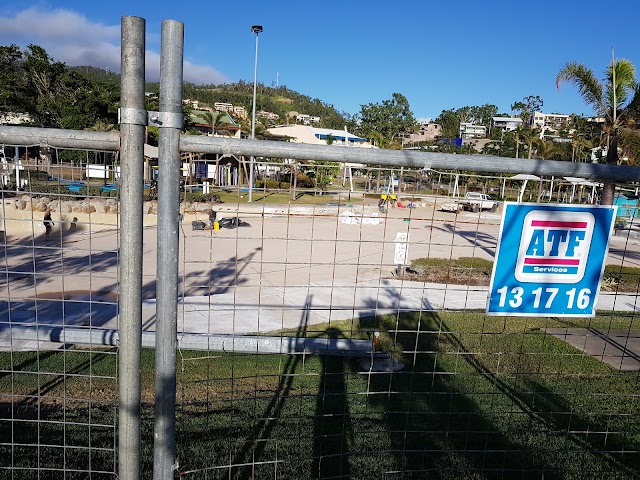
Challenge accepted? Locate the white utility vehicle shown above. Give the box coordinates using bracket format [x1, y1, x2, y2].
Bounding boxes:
[440, 192, 498, 213]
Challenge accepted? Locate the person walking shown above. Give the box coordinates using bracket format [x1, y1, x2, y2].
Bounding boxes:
[43, 207, 54, 239]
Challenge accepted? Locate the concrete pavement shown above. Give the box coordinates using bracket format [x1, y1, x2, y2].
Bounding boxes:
[2, 199, 640, 369]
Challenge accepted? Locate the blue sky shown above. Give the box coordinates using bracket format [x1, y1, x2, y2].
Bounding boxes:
[1, 1, 639, 121]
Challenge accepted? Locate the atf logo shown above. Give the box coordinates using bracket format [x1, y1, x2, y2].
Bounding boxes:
[515, 210, 594, 283]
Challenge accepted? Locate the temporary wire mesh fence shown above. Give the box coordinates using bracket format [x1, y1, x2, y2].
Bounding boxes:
[1, 149, 640, 479]
[1, 146, 120, 479]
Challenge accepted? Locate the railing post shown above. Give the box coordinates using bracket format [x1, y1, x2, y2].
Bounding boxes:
[153, 19, 184, 480]
[118, 15, 146, 480]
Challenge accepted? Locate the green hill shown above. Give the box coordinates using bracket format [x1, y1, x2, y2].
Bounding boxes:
[71, 66, 348, 129]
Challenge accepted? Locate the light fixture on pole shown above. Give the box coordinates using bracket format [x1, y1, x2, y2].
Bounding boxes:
[248, 24, 263, 203]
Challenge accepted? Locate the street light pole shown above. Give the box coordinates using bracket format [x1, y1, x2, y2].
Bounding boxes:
[248, 24, 263, 203]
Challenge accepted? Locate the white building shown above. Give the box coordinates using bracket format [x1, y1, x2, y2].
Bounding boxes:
[459, 123, 487, 139]
[531, 111, 571, 133]
[258, 111, 280, 121]
[491, 116, 522, 132]
[265, 125, 373, 147]
[214, 102, 234, 113]
[0, 112, 31, 125]
[233, 106, 248, 119]
[296, 114, 321, 125]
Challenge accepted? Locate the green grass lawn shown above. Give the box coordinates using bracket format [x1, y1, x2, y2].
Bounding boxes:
[1, 311, 639, 479]
[212, 188, 354, 206]
[410, 256, 640, 293]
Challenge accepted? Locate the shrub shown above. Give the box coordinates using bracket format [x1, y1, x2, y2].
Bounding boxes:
[603, 264, 640, 292]
[24, 170, 50, 181]
[181, 192, 222, 203]
[255, 179, 289, 190]
[295, 174, 315, 188]
[24, 183, 119, 199]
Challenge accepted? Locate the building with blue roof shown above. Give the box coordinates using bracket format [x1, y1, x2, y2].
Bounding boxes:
[265, 125, 374, 148]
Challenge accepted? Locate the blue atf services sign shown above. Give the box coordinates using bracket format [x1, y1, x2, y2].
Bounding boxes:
[487, 203, 617, 317]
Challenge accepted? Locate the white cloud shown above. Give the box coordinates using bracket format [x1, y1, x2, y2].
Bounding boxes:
[0, 7, 227, 84]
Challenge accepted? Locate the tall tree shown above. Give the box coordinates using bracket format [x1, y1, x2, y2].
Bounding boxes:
[511, 95, 544, 126]
[2, 44, 118, 129]
[557, 57, 640, 204]
[357, 93, 417, 147]
[435, 109, 460, 138]
[435, 104, 499, 138]
[0, 45, 29, 115]
[469, 104, 499, 128]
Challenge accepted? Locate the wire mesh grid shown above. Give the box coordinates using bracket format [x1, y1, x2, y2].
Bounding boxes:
[1, 150, 640, 479]
[1, 146, 119, 479]
[168, 160, 640, 479]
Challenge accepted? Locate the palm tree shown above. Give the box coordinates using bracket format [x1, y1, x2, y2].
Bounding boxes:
[556, 57, 640, 204]
[199, 111, 232, 136]
[534, 138, 558, 160]
[515, 126, 540, 159]
[571, 134, 593, 162]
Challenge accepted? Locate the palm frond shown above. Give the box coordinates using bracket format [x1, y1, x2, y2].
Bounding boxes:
[607, 59, 637, 111]
[556, 62, 607, 117]
[618, 127, 640, 164]
[624, 83, 640, 122]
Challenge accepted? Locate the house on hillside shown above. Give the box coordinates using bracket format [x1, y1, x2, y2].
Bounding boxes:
[0, 112, 31, 125]
[531, 111, 571, 134]
[402, 121, 442, 146]
[459, 123, 487, 139]
[295, 114, 320, 125]
[491, 116, 523, 132]
[265, 125, 373, 147]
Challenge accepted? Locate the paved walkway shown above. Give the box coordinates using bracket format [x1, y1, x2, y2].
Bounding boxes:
[2, 279, 639, 360]
[545, 328, 640, 371]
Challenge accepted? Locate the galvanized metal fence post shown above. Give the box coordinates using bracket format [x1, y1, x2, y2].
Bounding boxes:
[118, 16, 146, 480]
[153, 19, 184, 480]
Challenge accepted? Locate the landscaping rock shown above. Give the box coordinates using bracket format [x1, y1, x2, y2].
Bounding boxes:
[93, 201, 108, 213]
[82, 204, 96, 214]
[195, 203, 212, 212]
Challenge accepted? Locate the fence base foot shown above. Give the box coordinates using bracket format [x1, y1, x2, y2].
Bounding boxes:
[357, 354, 404, 372]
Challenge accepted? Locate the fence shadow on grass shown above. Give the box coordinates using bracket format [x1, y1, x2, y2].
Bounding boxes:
[175, 296, 312, 479]
[359, 310, 638, 478]
[169, 295, 639, 479]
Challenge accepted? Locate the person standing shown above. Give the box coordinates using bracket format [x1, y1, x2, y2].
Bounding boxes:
[43, 208, 54, 239]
